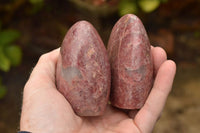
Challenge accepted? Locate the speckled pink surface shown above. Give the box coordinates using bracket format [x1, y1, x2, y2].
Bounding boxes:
[56, 21, 111, 116]
[107, 14, 153, 109]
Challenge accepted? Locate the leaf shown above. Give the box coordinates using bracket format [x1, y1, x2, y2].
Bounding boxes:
[4, 45, 22, 66]
[0, 29, 20, 46]
[0, 84, 7, 99]
[0, 47, 10, 72]
[119, 0, 138, 16]
[138, 0, 160, 13]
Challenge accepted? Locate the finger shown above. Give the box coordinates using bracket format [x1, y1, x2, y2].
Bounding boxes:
[30, 48, 60, 83]
[23, 48, 60, 101]
[151, 46, 167, 76]
[20, 48, 79, 131]
[128, 46, 167, 118]
[133, 60, 176, 133]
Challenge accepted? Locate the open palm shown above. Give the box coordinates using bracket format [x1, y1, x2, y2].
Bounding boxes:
[20, 47, 176, 133]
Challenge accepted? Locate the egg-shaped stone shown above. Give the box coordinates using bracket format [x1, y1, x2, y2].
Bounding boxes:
[107, 14, 153, 109]
[56, 21, 111, 116]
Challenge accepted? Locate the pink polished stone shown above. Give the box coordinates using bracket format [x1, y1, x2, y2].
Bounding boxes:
[107, 14, 153, 109]
[56, 21, 111, 116]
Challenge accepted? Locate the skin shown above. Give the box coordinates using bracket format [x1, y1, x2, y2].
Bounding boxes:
[20, 46, 176, 133]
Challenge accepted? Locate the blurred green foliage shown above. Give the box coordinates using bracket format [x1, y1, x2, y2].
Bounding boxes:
[0, 0, 43, 99]
[0, 21, 22, 99]
[119, 0, 138, 16]
[29, 0, 44, 14]
[119, 0, 168, 16]
[0, 29, 21, 71]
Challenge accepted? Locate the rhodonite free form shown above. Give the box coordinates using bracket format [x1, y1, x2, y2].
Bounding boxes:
[107, 14, 153, 109]
[56, 21, 111, 116]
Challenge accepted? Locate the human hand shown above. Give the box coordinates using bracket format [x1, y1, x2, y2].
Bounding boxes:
[20, 46, 176, 133]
